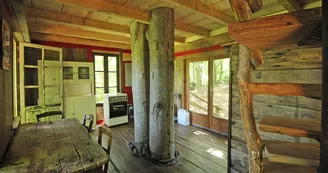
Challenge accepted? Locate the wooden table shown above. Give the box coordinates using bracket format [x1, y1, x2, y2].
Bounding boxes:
[0, 118, 108, 173]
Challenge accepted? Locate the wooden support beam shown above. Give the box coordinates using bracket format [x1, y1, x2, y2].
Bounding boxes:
[250, 49, 263, 69]
[249, 83, 322, 99]
[29, 23, 130, 44]
[148, 7, 176, 164]
[161, 0, 235, 24]
[228, 8, 322, 50]
[11, 0, 30, 42]
[55, 0, 210, 37]
[277, 0, 301, 12]
[320, 0, 328, 172]
[30, 32, 131, 49]
[175, 33, 233, 52]
[26, 7, 130, 35]
[237, 44, 263, 173]
[247, 0, 263, 13]
[129, 21, 149, 154]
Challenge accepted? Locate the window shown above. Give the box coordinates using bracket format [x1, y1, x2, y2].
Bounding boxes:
[94, 53, 120, 103]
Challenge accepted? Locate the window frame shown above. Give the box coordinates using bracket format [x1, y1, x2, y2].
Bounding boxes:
[93, 53, 120, 105]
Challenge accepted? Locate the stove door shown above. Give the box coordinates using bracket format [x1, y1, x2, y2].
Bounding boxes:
[110, 101, 128, 118]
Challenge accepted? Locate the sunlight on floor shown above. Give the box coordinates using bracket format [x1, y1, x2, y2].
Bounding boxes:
[207, 148, 225, 159]
[193, 130, 208, 135]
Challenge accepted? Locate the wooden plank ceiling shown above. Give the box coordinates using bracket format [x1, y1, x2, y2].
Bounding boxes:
[14, 0, 321, 50]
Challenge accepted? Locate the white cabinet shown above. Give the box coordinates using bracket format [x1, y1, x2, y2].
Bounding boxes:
[63, 61, 96, 128]
[19, 43, 63, 124]
[64, 95, 96, 129]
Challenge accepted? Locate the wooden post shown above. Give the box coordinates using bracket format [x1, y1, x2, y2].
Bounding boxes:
[238, 44, 263, 173]
[147, 7, 177, 165]
[128, 21, 150, 156]
[320, 0, 328, 172]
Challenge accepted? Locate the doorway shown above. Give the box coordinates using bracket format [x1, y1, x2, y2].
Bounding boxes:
[186, 57, 230, 133]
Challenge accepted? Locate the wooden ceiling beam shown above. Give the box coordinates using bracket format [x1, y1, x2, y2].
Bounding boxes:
[55, 0, 210, 37]
[11, 0, 30, 42]
[27, 8, 185, 44]
[277, 0, 301, 12]
[28, 23, 131, 44]
[161, 0, 235, 24]
[30, 32, 131, 49]
[26, 7, 130, 35]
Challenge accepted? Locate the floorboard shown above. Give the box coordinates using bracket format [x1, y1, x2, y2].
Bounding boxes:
[92, 121, 228, 173]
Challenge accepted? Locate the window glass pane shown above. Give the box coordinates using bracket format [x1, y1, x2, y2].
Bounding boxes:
[95, 55, 104, 71]
[95, 72, 104, 87]
[189, 61, 208, 115]
[212, 58, 230, 119]
[78, 67, 90, 79]
[108, 72, 117, 87]
[63, 67, 73, 79]
[108, 87, 117, 94]
[108, 56, 117, 71]
[96, 88, 104, 103]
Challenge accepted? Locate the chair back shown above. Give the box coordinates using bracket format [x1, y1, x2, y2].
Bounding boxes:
[82, 114, 94, 132]
[36, 111, 63, 122]
[98, 125, 112, 172]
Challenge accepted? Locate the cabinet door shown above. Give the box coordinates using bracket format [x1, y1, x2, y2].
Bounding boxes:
[63, 65, 74, 81]
[77, 65, 92, 81]
[67, 96, 96, 128]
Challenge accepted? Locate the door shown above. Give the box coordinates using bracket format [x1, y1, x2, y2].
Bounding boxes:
[187, 58, 230, 133]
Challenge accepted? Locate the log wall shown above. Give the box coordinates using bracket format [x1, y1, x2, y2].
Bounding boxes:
[0, 17, 13, 161]
[230, 45, 322, 172]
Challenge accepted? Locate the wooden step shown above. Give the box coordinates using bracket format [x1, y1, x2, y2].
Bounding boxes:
[259, 116, 321, 139]
[264, 140, 320, 167]
[264, 158, 317, 173]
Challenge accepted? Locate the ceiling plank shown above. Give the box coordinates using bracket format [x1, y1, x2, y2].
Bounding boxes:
[26, 7, 130, 35]
[277, 0, 301, 12]
[55, 0, 210, 36]
[11, 0, 30, 42]
[161, 0, 235, 24]
[29, 23, 131, 44]
[30, 32, 131, 49]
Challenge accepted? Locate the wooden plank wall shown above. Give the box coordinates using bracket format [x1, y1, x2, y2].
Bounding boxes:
[0, 19, 13, 162]
[230, 45, 322, 172]
[62, 48, 88, 62]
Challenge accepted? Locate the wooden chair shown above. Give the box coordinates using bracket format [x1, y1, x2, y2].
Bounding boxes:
[82, 114, 94, 133]
[36, 111, 63, 122]
[98, 125, 113, 173]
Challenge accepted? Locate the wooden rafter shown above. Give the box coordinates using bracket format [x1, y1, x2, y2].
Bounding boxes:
[161, 0, 235, 24]
[277, 0, 301, 12]
[26, 7, 131, 36]
[26, 8, 185, 44]
[30, 32, 131, 49]
[11, 0, 30, 42]
[29, 23, 131, 44]
[54, 0, 210, 37]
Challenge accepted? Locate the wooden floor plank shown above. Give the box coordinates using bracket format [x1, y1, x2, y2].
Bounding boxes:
[264, 140, 320, 167]
[259, 116, 321, 139]
[92, 121, 228, 173]
[263, 158, 317, 173]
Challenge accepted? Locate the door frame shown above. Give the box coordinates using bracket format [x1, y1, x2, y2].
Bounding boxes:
[185, 57, 229, 134]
